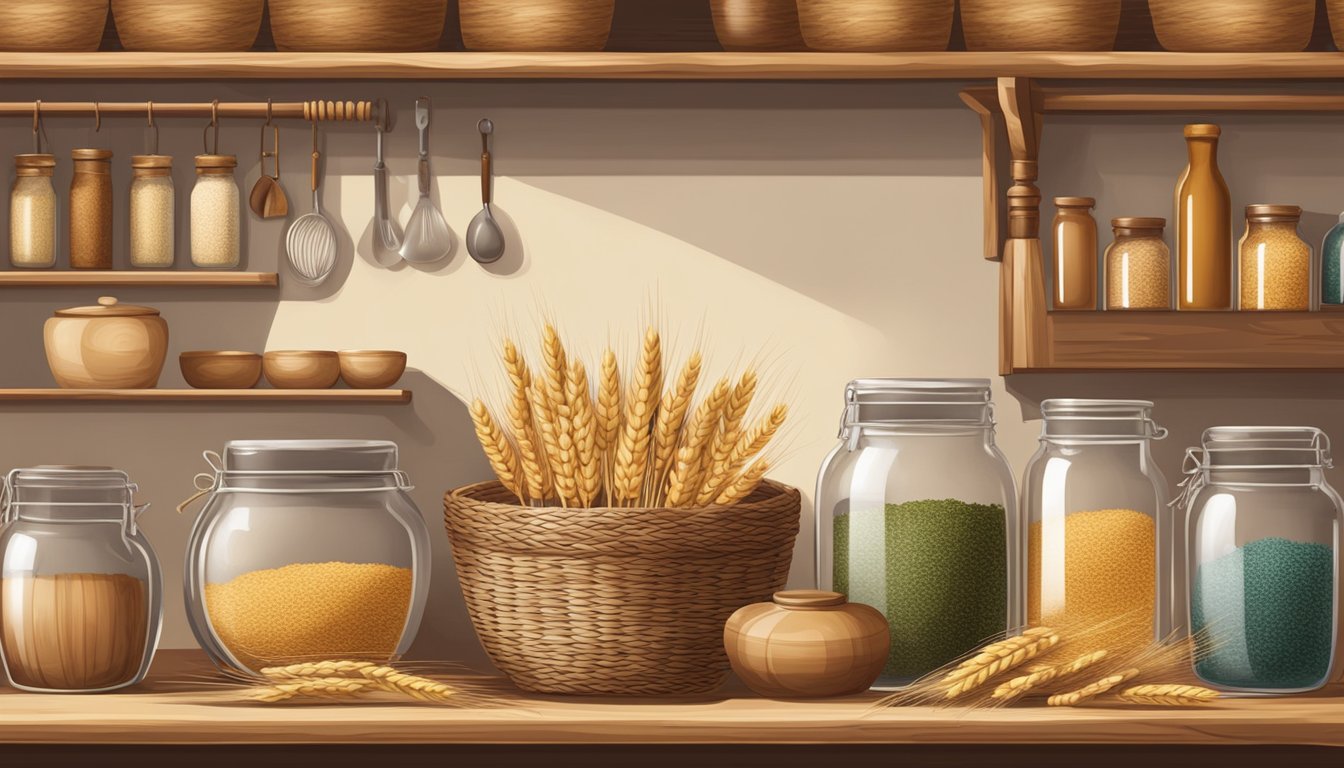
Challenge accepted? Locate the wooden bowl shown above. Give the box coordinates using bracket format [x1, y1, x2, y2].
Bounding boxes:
[0, 0, 108, 52]
[268, 0, 447, 52]
[111, 0, 262, 52]
[1324, 0, 1344, 49]
[263, 351, 340, 390]
[460, 0, 614, 52]
[338, 350, 407, 389]
[961, 0, 1120, 51]
[796, 0, 953, 52]
[710, 0, 806, 52]
[180, 351, 261, 390]
[1149, 0, 1315, 52]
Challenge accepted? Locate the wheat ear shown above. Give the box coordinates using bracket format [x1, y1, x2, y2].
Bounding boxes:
[941, 628, 1056, 685]
[991, 650, 1109, 703]
[531, 377, 576, 506]
[1117, 684, 1221, 706]
[652, 352, 703, 497]
[728, 404, 787, 470]
[568, 360, 601, 506]
[261, 661, 457, 703]
[944, 630, 1060, 700]
[695, 370, 758, 505]
[251, 677, 372, 702]
[540, 325, 579, 504]
[1047, 668, 1140, 707]
[665, 377, 730, 508]
[715, 458, 770, 505]
[612, 328, 662, 505]
[503, 340, 549, 503]
[469, 400, 525, 503]
[596, 348, 622, 495]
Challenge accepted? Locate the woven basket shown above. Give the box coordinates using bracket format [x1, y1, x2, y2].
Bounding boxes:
[444, 479, 801, 695]
[0, 0, 108, 53]
[111, 0, 263, 52]
[269, 0, 448, 52]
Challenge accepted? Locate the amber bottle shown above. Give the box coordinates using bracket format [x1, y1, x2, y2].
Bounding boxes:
[1175, 125, 1232, 310]
[1052, 196, 1098, 310]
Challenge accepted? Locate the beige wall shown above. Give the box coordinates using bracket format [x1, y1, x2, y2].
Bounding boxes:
[2, 79, 1336, 670]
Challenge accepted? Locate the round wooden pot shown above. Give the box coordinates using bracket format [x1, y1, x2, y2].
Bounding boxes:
[44, 297, 169, 389]
[111, 0, 263, 52]
[269, 0, 447, 52]
[0, 0, 108, 52]
[1149, 0, 1315, 52]
[795, 0, 953, 52]
[961, 0, 1121, 52]
[460, 0, 615, 52]
[724, 590, 890, 698]
[710, 0, 806, 52]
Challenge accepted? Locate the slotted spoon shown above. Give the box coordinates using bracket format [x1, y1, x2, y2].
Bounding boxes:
[285, 122, 337, 285]
[399, 97, 454, 265]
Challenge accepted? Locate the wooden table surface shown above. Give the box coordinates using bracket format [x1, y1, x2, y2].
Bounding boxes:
[1, 651, 1340, 766]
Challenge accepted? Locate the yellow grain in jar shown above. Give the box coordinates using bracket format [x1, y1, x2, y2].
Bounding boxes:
[1105, 217, 1171, 310]
[1239, 204, 1310, 311]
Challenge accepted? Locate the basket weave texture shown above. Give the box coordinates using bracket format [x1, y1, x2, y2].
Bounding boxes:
[444, 480, 801, 695]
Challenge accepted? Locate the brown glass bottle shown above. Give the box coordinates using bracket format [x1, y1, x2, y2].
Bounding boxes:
[1175, 125, 1232, 310]
[1052, 196, 1098, 310]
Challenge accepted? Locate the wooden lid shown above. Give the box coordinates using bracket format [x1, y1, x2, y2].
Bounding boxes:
[15, 153, 55, 168]
[132, 154, 173, 169]
[195, 154, 237, 169]
[71, 148, 113, 161]
[1246, 204, 1302, 222]
[773, 590, 846, 608]
[55, 296, 161, 318]
[1054, 196, 1095, 208]
[1112, 216, 1166, 232]
[1185, 124, 1221, 138]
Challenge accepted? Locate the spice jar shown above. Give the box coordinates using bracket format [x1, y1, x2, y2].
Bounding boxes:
[190, 154, 240, 269]
[0, 467, 163, 693]
[70, 148, 114, 269]
[1105, 217, 1171, 310]
[182, 440, 431, 676]
[1239, 204, 1311, 311]
[1052, 196, 1098, 310]
[1022, 400, 1171, 652]
[1175, 124, 1233, 310]
[816, 379, 1020, 690]
[130, 155, 174, 268]
[10, 154, 57, 269]
[1179, 427, 1342, 694]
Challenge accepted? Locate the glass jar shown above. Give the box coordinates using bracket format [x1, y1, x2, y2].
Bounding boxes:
[129, 155, 174, 268]
[190, 155, 239, 269]
[10, 153, 57, 269]
[183, 440, 431, 675]
[0, 467, 162, 693]
[1239, 204, 1311, 311]
[70, 148, 113, 270]
[1022, 400, 1171, 652]
[1105, 217, 1171, 310]
[1321, 212, 1344, 306]
[1052, 196, 1098, 310]
[816, 379, 1020, 690]
[1176, 124, 1233, 311]
[1180, 427, 1342, 694]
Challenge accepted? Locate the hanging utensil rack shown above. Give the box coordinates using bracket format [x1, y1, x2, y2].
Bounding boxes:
[6, 100, 379, 122]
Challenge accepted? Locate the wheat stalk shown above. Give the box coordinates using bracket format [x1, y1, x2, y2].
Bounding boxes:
[250, 677, 373, 702]
[715, 458, 770, 505]
[596, 347, 622, 496]
[665, 377, 730, 507]
[652, 352, 703, 496]
[1117, 684, 1221, 706]
[503, 340, 549, 503]
[728, 404, 787, 471]
[1047, 668, 1140, 707]
[469, 400, 525, 503]
[695, 370, 758, 505]
[531, 377, 576, 506]
[567, 360, 601, 506]
[991, 650, 1109, 703]
[261, 661, 457, 703]
[941, 628, 1056, 685]
[612, 328, 662, 505]
[943, 629, 1060, 700]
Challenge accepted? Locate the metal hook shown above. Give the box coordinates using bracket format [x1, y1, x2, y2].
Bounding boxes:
[92, 102, 101, 133]
[265, 98, 273, 126]
[203, 99, 221, 155]
[31, 100, 48, 155]
[375, 97, 391, 133]
[145, 100, 160, 155]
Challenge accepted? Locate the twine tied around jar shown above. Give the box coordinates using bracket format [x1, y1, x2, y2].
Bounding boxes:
[1171, 429, 1334, 513]
[176, 450, 416, 514]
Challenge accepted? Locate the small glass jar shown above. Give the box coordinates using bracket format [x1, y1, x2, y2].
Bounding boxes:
[1105, 217, 1171, 310]
[1321, 212, 1344, 306]
[816, 379, 1020, 690]
[190, 154, 240, 269]
[10, 154, 57, 269]
[1239, 204, 1311, 311]
[1180, 427, 1342, 694]
[1022, 400, 1171, 651]
[70, 148, 114, 270]
[0, 467, 163, 693]
[129, 155, 174, 268]
[1053, 196, 1099, 310]
[183, 440, 431, 676]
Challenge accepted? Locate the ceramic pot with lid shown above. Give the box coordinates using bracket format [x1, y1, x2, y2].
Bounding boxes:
[724, 590, 890, 698]
[44, 296, 169, 389]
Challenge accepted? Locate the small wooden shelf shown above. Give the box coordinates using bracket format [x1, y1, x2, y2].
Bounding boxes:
[0, 389, 411, 403]
[0, 271, 278, 287]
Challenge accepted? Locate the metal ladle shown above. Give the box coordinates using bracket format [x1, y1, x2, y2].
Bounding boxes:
[466, 118, 505, 264]
[399, 97, 454, 265]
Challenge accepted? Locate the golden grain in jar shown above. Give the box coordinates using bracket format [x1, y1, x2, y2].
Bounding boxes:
[1239, 204, 1310, 311]
[10, 153, 56, 269]
[1105, 217, 1171, 310]
[130, 155, 174, 268]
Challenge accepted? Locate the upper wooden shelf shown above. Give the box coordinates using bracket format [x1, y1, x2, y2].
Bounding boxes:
[11, 51, 1344, 81]
[0, 389, 411, 403]
[0, 271, 277, 287]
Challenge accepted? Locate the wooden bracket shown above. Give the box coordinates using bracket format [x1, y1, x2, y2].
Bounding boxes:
[958, 88, 1008, 262]
[996, 77, 1048, 375]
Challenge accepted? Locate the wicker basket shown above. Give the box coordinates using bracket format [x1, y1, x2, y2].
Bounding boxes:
[444, 480, 801, 695]
[960, 0, 1121, 52]
[710, 0, 806, 52]
[269, 0, 448, 52]
[111, 0, 262, 52]
[459, 0, 615, 52]
[1149, 0, 1315, 52]
[0, 0, 108, 53]
[795, 0, 953, 52]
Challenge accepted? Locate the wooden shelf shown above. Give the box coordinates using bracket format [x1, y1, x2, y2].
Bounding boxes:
[0, 271, 277, 287]
[10, 51, 1344, 81]
[0, 388, 411, 403]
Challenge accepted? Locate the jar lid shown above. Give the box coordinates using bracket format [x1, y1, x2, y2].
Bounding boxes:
[843, 379, 994, 431]
[54, 296, 161, 318]
[195, 154, 238, 170]
[71, 148, 113, 161]
[773, 590, 846, 608]
[15, 153, 56, 169]
[132, 154, 173, 169]
[1246, 204, 1302, 222]
[1054, 196, 1095, 208]
[1040, 399, 1166, 441]
[1112, 216, 1166, 231]
[222, 439, 400, 473]
[1185, 124, 1221, 138]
